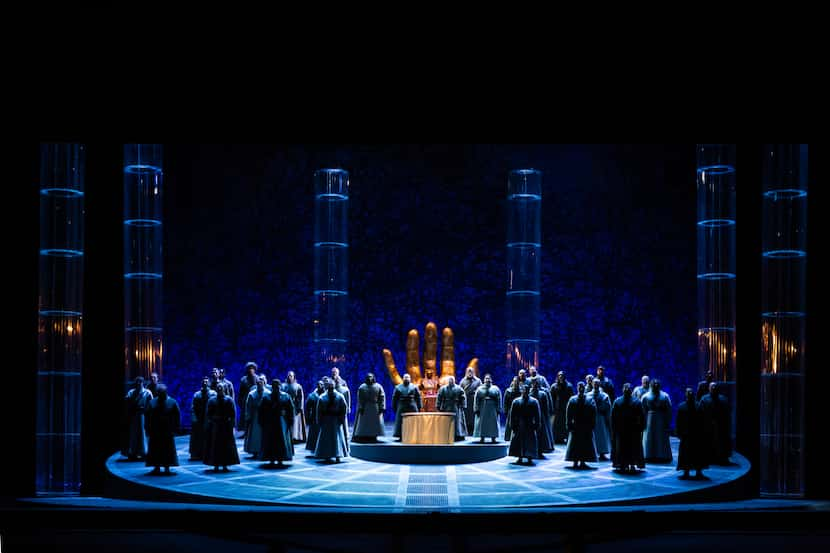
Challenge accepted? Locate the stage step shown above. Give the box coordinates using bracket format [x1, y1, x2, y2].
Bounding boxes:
[350, 438, 508, 464]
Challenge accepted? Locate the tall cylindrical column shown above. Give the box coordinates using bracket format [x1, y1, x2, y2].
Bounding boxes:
[124, 145, 163, 388]
[313, 169, 349, 377]
[697, 144, 737, 447]
[760, 144, 807, 497]
[37, 143, 85, 494]
[506, 169, 542, 375]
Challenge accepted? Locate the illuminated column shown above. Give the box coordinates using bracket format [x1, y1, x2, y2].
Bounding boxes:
[313, 169, 349, 376]
[124, 144, 163, 387]
[36, 143, 84, 494]
[506, 169, 542, 375]
[696, 144, 736, 447]
[760, 144, 807, 497]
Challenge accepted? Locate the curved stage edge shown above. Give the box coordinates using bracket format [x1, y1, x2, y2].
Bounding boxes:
[105, 435, 750, 511]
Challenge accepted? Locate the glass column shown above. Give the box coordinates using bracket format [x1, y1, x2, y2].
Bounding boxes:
[697, 144, 737, 447]
[760, 144, 807, 496]
[36, 143, 85, 494]
[124, 144, 163, 388]
[313, 169, 349, 377]
[506, 169, 542, 375]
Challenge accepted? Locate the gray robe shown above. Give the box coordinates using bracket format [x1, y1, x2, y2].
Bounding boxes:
[123, 387, 153, 458]
[392, 383, 422, 438]
[259, 390, 294, 462]
[551, 380, 574, 443]
[564, 394, 598, 462]
[530, 387, 554, 453]
[676, 400, 708, 471]
[145, 396, 181, 467]
[611, 395, 645, 469]
[334, 377, 351, 414]
[588, 388, 612, 455]
[502, 386, 521, 441]
[238, 374, 257, 419]
[641, 390, 672, 462]
[305, 390, 321, 451]
[530, 374, 550, 390]
[189, 388, 215, 460]
[436, 383, 467, 439]
[244, 388, 269, 456]
[632, 385, 649, 401]
[699, 392, 731, 465]
[315, 390, 349, 460]
[508, 396, 541, 459]
[204, 396, 240, 467]
[353, 382, 386, 438]
[595, 376, 616, 403]
[282, 382, 307, 442]
[459, 375, 481, 435]
[217, 378, 235, 400]
[473, 384, 502, 438]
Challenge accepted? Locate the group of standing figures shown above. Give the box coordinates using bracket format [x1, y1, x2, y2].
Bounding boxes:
[121, 364, 733, 481]
[488, 367, 733, 477]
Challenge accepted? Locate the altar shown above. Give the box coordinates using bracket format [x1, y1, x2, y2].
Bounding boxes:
[401, 412, 455, 444]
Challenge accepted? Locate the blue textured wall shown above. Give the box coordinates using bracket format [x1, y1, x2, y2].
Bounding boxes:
[162, 144, 697, 423]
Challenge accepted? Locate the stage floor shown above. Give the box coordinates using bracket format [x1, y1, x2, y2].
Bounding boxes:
[105, 432, 750, 512]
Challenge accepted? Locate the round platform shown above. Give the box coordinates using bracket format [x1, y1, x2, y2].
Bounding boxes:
[106, 435, 750, 511]
[350, 438, 508, 464]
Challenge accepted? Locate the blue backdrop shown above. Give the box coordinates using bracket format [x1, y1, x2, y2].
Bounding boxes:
[161, 144, 697, 424]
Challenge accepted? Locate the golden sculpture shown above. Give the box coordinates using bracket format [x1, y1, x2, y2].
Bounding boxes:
[383, 322, 479, 388]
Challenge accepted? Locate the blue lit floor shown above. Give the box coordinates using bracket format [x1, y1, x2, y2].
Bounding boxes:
[102, 434, 750, 512]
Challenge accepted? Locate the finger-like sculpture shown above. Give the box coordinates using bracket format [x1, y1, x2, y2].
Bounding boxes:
[383, 322, 479, 387]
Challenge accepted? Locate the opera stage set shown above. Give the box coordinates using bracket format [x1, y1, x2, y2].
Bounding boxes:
[5, 144, 827, 551]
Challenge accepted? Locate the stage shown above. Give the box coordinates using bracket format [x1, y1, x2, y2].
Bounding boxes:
[105, 433, 750, 512]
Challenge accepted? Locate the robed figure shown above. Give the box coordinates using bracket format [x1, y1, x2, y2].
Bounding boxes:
[564, 383, 598, 467]
[527, 367, 550, 390]
[473, 375, 502, 441]
[502, 378, 522, 441]
[588, 385, 612, 459]
[641, 380, 673, 463]
[594, 366, 616, 404]
[436, 377, 467, 441]
[392, 374, 422, 439]
[305, 381, 324, 452]
[216, 371, 235, 401]
[238, 370, 258, 410]
[696, 371, 714, 402]
[282, 373, 307, 443]
[331, 368, 351, 415]
[676, 388, 708, 478]
[529, 378, 554, 453]
[238, 362, 259, 435]
[123, 377, 153, 459]
[699, 383, 732, 465]
[203, 387, 240, 470]
[353, 373, 386, 442]
[189, 379, 216, 460]
[508, 388, 541, 463]
[243, 379, 269, 458]
[610, 384, 645, 472]
[146, 373, 162, 398]
[315, 380, 349, 461]
[632, 376, 650, 401]
[551, 372, 574, 444]
[145, 385, 181, 472]
[419, 369, 439, 412]
[259, 379, 295, 465]
[459, 368, 481, 435]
